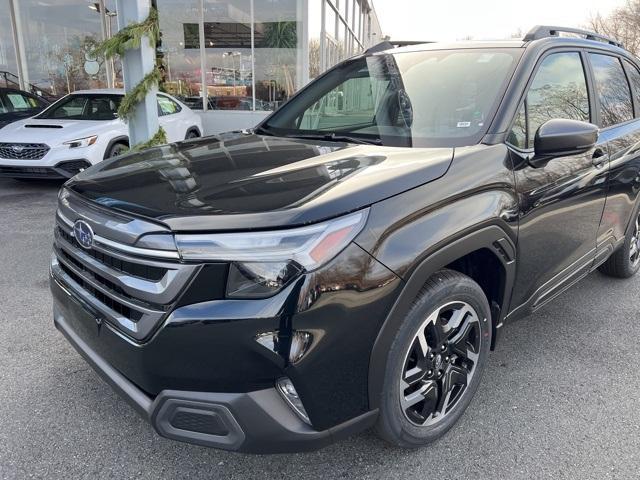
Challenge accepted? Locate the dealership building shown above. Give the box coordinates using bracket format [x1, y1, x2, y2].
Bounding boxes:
[0, 0, 383, 133]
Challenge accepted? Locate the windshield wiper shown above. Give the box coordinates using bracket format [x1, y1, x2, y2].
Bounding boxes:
[283, 132, 383, 146]
[253, 125, 275, 136]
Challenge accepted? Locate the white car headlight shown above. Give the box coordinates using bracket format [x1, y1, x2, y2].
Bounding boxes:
[175, 210, 369, 299]
[63, 136, 98, 148]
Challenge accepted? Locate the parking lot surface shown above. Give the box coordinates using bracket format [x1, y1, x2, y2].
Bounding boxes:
[0, 178, 639, 479]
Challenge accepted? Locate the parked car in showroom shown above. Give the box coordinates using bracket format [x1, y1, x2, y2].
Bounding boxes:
[0, 89, 202, 179]
[181, 95, 273, 111]
[51, 26, 640, 453]
[0, 87, 50, 130]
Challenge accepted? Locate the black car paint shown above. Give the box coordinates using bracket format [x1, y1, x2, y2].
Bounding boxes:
[67, 134, 454, 230]
[52, 36, 640, 452]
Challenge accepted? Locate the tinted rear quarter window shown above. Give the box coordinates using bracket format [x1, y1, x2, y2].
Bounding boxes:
[589, 53, 633, 128]
[623, 59, 640, 118]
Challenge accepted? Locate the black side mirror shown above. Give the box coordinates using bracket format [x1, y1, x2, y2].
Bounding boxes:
[531, 119, 599, 168]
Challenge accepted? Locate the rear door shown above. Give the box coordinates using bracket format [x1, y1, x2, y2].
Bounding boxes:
[586, 52, 640, 265]
[507, 50, 609, 312]
[157, 94, 185, 141]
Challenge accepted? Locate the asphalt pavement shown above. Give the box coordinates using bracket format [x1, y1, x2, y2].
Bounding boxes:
[0, 177, 639, 479]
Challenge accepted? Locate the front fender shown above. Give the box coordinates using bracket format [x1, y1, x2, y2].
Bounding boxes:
[365, 225, 516, 410]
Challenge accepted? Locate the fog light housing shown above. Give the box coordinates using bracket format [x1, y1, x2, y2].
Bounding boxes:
[276, 377, 310, 425]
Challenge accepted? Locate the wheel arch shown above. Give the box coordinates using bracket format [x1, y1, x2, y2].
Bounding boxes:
[186, 126, 202, 138]
[367, 225, 516, 410]
[103, 135, 130, 160]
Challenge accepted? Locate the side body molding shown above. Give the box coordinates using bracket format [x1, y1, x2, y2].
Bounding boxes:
[366, 225, 516, 410]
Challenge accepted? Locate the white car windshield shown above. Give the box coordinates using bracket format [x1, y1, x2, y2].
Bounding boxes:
[38, 94, 122, 121]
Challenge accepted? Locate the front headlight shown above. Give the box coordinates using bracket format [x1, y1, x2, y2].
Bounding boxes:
[63, 136, 98, 148]
[176, 210, 369, 299]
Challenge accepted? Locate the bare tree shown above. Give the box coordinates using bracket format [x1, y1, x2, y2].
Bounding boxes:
[588, 0, 640, 55]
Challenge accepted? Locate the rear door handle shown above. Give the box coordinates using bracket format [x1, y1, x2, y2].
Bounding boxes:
[592, 148, 608, 168]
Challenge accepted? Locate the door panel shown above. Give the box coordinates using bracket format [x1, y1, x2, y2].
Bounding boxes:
[512, 145, 608, 309]
[508, 51, 608, 311]
[157, 95, 183, 141]
[595, 122, 640, 251]
[595, 58, 640, 253]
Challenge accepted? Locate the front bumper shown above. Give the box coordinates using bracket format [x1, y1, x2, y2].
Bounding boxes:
[50, 236, 400, 452]
[0, 160, 91, 179]
[54, 300, 377, 453]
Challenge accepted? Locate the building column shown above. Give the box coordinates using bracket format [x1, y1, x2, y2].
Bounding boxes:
[9, 0, 28, 90]
[198, 0, 208, 111]
[297, 0, 309, 89]
[115, 0, 159, 145]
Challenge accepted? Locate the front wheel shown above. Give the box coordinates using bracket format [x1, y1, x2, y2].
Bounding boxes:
[185, 129, 200, 140]
[105, 142, 129, 159]
[376, 269, 491, 448]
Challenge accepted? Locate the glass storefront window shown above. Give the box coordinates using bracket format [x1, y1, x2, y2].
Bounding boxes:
[253, 0, 300, 111]
[157, 0, 202, 100]
[203, 0, 254, 110]
[15, 0, 107, 96]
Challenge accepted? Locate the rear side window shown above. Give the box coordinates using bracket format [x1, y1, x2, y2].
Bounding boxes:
[623, 59, 640, 118]
[508, 52, 590, 149]
[157, 95, 181, 116]
[6, 92, 36, 111]
[589, 53, 633, 128]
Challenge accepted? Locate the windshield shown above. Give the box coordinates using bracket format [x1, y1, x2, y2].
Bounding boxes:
[37, 94, 122, 120]
[263, 48, 520, 147]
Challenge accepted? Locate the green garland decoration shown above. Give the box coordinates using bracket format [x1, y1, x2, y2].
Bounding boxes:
[133, 126, 168, 151]
[93, 7, 166, 150]
[117, 67, 163, 120]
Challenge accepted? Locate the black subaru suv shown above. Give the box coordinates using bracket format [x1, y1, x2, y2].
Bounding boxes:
[51, 26, 640, 453]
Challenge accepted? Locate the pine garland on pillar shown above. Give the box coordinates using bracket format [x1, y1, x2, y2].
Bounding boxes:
[93, 7, 167, 150]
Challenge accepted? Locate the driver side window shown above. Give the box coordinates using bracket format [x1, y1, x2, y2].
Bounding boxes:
[509, 52, 590, 150]
[298, 75, 390, 131]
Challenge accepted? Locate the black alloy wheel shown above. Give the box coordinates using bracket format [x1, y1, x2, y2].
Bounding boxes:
[376, 270, 491, 448]
[401, 301, 481, 426]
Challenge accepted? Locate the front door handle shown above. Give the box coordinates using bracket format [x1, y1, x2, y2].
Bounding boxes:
[592, 148, 608, 168]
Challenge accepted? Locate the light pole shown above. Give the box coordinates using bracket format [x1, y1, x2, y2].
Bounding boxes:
[89, 1, 117, 88]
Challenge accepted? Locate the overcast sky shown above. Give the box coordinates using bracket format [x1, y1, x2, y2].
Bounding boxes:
[372, 0, 626, 41]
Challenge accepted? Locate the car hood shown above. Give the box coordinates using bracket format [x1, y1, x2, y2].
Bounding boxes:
[67, 132, 454, 231]
[0, 118, 117, 145]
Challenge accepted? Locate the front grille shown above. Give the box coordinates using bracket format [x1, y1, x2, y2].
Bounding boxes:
[0, 143, 49, 160]
[58, 261, 143, 321]
[57, 227, 167, 281]
[52, 196, 201, 340]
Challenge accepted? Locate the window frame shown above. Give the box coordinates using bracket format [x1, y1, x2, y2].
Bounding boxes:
[506, 48, 594, 153]
[585, 51, 635, 130]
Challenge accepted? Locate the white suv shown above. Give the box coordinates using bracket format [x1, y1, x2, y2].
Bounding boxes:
[0, 89, 202, 179]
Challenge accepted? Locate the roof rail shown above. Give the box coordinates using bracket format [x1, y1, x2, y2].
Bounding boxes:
[365, 40, 434, 54]
[523, 25, 624, 49]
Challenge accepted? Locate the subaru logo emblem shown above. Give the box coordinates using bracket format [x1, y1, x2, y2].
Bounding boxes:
[73, 220, 94, 250]
[12, 145, 25, 153]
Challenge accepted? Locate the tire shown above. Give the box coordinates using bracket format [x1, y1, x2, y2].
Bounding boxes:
[375, 269, 492, 448]
[185, 129, 200, 140]
[105, 142, 129, 159]
[599, 206, 640, 279]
